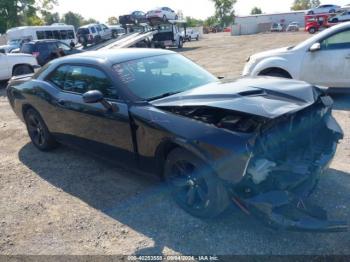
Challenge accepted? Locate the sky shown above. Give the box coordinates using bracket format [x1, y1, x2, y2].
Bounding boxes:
[54, 0, 350, 22]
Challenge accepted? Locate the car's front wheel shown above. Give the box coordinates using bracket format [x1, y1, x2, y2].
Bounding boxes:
[164, 148, 230, 218]
[24, 108, 58, 151]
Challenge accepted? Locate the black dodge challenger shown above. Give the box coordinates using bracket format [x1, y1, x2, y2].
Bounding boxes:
[6, 49, 347, 232]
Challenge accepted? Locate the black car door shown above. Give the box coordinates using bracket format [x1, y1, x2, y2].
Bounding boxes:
[46, 64, 136, 165]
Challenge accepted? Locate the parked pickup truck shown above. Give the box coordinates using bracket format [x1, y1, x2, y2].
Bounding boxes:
[0, 52, 39, 81]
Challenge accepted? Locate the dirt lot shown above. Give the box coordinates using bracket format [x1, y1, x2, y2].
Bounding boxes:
[0, 32, 349, 255]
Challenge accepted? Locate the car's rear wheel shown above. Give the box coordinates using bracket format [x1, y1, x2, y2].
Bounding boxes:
[24, 108, 58, 151]
[13, 65, 33, 76]
[164, 148, 230, 218]
[196, 35, 199, 41]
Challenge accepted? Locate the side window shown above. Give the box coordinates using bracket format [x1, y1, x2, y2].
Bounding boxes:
[321, 30, 350, 50]
[67, 30, 75, 39]
[45, 31, 54, 39]
[53, 30, 61, 40]
[36, 31, 45, 39]
[48, 65, 118, 99]
[49, 65, 70, 88]
[96, 25, 102, 32]
[90, 27, 96, 34]
[60, 30, 68, 40]
[57, 42, 71, 51]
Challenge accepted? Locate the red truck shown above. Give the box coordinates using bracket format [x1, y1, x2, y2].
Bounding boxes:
[305, 14, 338, 34]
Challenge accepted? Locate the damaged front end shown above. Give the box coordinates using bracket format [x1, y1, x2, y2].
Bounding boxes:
[232, 95, 347, 232]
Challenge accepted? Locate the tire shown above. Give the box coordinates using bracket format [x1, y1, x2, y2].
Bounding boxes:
[13, 65, 33, 76]
[308, 27, 316, 34]
[178, 38, 183, 49]
[196, 35, 199, 41]
[164, 148, 230, 218]
[24, 108, 58, 151]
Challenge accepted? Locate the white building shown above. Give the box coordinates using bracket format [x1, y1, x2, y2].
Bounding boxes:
[232, 11, 306, 35]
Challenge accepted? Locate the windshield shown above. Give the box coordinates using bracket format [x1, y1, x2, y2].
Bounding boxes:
[112, 54, 218, 100]
[8, 39, 21, 46]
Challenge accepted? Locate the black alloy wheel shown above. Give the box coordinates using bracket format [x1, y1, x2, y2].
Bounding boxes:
[24, 109, 58, 151]
[164, 148, 230, 218]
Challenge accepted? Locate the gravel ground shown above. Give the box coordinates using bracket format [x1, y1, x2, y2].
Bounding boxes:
[0, 32, 349, 255]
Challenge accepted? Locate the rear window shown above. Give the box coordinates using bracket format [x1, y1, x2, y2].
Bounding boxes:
[78, 28, 89, 34]
[20, 43, 35, 53]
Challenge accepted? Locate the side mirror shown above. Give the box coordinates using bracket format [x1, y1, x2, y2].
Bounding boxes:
[310, 42, 321, 52]
[83, 90, 118, 112]
[83, 90, 103, 103]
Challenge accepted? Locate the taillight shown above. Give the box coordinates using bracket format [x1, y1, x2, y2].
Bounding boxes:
[32, 52, 40, 57]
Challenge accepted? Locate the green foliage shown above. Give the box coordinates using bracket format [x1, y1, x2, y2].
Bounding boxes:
[211, 0, 236, 27]
[204, 16, 219, 27]
[291, 0, 320, 11]
[185, 16, 203, 27]
[41, 10, 60, 24]
[251, 7, 262, 15]
[0, 0, 57, 33]
[61, 11, 84, 29]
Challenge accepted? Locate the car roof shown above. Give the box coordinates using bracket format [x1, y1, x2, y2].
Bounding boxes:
[58, 48, 176, 65]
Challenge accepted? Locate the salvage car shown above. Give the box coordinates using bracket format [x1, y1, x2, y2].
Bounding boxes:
[243, 22, 350, 91]
[306, 4, 341, 15]
[119, 11, 148, 25]
[6, 49, 347, 232]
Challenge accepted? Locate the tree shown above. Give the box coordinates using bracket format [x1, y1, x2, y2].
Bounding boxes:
[107, 16, 118, 25]
[204, 16, 219, 27]
[211, 0, 236, 28]
[62, 12, 84, 29]
[41, 10, 60, 25]
[185, 16, 204, 27]
[251, 7, 262, 15]
[0, 0, 57, 33]
[291, 0, 320, 11]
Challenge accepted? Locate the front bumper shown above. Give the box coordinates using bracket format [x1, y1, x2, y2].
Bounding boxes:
[231, 96, 347, 232]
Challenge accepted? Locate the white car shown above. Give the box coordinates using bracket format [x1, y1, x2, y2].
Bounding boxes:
[286, 22, 300, 31]
[242, 22, 350, 90]
[307, 4, 341, 15]
[77, 23, 112, 47]
[146, 7, 178, 21]
[182, 29, 200, 41]
[271, 23, 284, 32]
[341, 4, 350, 11]
[0, 52, 39, 81]
[329, 11, 350, 23]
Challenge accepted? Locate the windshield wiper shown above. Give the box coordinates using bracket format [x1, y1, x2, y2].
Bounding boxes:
[147, 91, 183, 101]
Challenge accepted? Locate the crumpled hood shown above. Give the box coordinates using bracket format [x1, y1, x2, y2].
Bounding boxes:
[250, 46, 290, 61]
[151, 77, 319, 119]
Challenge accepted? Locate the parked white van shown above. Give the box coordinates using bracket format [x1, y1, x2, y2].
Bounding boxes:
[6, 24, 77, 47]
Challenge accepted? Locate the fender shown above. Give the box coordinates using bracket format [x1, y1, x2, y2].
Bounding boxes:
[251, 56, 297, 78]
